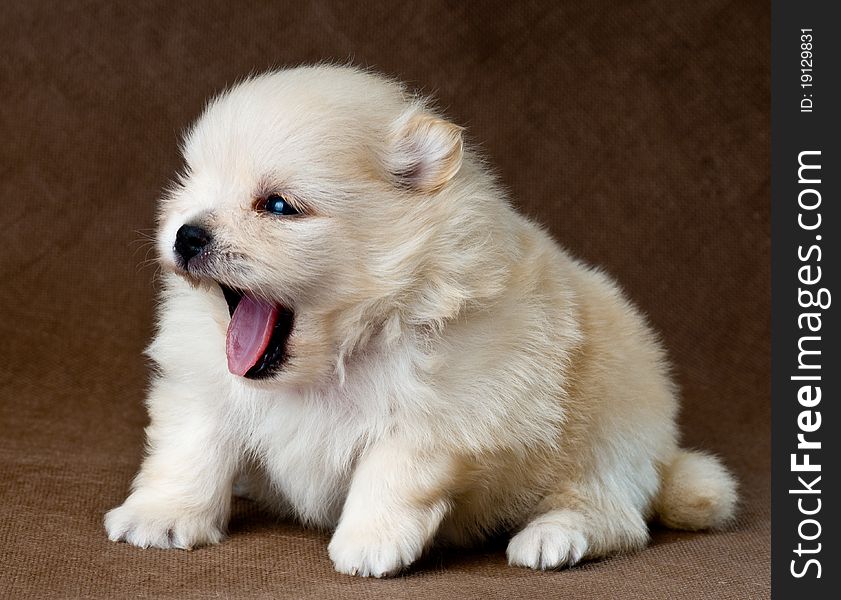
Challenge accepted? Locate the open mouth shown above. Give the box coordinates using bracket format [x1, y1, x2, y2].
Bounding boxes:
[220, 284, 294, 379]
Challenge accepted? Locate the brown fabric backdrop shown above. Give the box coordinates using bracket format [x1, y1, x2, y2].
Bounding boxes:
[0, 1, 770, 598]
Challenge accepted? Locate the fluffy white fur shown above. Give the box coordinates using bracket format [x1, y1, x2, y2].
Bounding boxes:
[105, 65, 737, 577]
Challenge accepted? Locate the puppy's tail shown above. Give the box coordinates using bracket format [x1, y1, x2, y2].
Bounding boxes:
[654, 449, 738, 530]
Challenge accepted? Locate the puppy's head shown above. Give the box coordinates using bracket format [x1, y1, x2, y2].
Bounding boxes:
[157, 66, 507, 385]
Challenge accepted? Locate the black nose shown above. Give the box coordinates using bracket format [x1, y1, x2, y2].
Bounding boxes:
[175, 224, 211, 263]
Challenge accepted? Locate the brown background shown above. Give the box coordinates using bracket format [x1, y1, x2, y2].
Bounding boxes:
[0, 1, 770, 598]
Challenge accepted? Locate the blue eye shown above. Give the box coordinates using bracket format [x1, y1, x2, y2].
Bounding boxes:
[263, 194, 299, 216]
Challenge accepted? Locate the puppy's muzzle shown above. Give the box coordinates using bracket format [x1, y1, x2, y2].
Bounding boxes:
[175, 224, 211, 264]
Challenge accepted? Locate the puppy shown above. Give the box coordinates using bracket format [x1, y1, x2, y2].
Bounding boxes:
[105, 65, 737, 577]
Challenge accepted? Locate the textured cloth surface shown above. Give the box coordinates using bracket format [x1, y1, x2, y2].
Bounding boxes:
[0, 1, 769, 598]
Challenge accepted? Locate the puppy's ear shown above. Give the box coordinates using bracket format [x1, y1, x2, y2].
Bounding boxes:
[385, 108, 464, 193]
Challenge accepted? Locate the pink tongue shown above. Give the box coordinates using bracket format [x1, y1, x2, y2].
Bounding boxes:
[226, 294, 280, 376]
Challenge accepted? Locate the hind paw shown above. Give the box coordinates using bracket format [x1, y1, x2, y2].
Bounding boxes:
[507, 510, 588, 570]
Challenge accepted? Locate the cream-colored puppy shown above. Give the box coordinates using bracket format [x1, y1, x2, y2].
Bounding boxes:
[105, 65, 737, 577]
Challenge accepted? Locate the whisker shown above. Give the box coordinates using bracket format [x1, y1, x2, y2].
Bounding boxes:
[131, 241, 157, 261]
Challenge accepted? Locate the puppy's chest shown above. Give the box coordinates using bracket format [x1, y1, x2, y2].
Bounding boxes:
[249, 394, 372, 527]
[241, 348, 413, 526]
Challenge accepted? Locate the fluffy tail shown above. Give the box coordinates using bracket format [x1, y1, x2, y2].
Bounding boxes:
[655, 449, 738, 530]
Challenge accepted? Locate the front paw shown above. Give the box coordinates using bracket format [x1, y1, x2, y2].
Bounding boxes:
[105, 497, 224, 550]
[328, 525, 424, 578]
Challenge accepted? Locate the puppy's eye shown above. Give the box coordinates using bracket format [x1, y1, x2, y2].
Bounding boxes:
[260, 194, 299, 216]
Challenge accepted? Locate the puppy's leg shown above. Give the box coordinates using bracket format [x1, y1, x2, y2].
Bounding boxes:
[328, 443, 455, 577]
[105, 379, 238, 550]
[507, 480, 650, 570]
